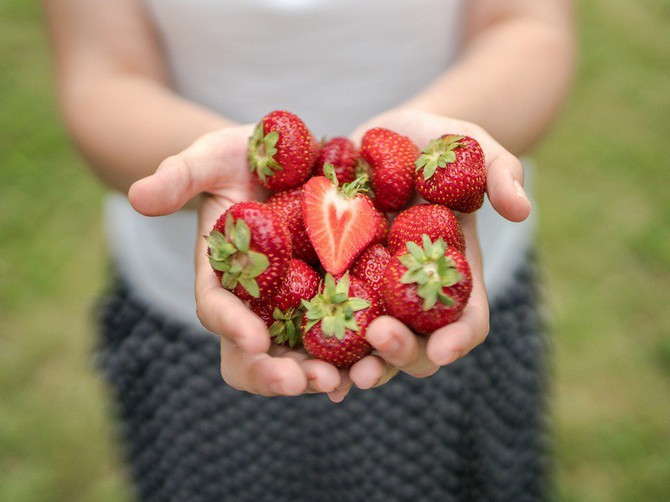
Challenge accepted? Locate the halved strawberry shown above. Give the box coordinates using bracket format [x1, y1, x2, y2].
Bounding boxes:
[302, 165, 382, 276]
[206, 201, 291, 301]
[248, 110, 319, 191]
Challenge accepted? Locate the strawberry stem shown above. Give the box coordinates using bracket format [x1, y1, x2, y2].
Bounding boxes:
[414, 135, 465, 181]
[322, 162, 372, 198]
[302, 273, 370, 340]
[399, 235, 462, 311]
[206, 215, 270, 298]
[269, 307, 304, 348]
[248, 122, 282, 182]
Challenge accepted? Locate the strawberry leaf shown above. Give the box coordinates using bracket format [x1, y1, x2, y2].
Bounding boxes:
[323, 163, 339, 186]
[415, 136, 464, 180]
[244, 252, 270, 278]
[234, 220, 251, 253]
[238, 277, 260, 299]
[347, 298, 371, 312]
[248, 124, 282, 182]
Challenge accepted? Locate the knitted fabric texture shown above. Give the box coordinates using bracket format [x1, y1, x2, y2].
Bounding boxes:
[97, 259, 550, 502]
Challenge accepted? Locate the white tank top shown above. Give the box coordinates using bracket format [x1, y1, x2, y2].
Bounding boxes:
[106, 0, 535, 330]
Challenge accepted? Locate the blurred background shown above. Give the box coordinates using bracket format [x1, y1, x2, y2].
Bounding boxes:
[1, 0, 669, 500]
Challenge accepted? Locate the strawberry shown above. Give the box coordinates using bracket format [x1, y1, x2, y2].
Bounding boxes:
[371, 210, 390, 246]
[381, 235, 472, 335]
[414, 134, 486, 213]
[302, 165, 382, 276]
[265, 187, 319, 265]
[249, 259, 319, 348]
[313, 137, 360, 185]
[206, 201, 291, 301]
[360, 127, 419, 213]
[302, 273, 383, 368]
[350, 244, 392, 299]
[248, 110, 319, 191]
[387, 203, 465, 255]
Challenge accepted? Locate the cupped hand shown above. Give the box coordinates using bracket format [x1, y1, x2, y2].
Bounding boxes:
[128, 126, 352, 402]
[346, 108, 531, 390]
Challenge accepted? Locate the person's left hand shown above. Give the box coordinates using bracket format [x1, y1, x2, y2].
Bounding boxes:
[344, 108, 532, 390]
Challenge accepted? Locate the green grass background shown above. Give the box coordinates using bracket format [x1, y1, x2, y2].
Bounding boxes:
[1, 0, 669, 500]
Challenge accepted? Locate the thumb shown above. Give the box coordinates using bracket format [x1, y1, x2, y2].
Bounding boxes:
[128, 154, 203, 216]
[484, 149, 531, 223]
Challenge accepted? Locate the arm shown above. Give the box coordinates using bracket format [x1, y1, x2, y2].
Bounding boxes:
[44, 0, 349, 400]
[346, 0, 575, 388]
[43, 0, 234, 192]
[401, 0, 575, 155]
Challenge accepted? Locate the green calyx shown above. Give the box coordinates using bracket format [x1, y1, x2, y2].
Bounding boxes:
[414, 135, 465, 181]
[323, 163, 371, 199]
[301, 273, 370, 340]
[399, 234, 463, 311]
[269, 307, 304, 348]
[248, 122, 282, 182]
[206, 213, 269, 298]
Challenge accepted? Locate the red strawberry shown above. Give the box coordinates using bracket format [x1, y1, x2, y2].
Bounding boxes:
[360, 127, 419, 213]
[249, 259, 319, 348]
[388, 203, 465, 255]
[265, 187, 319, 265]
[248, 110, 319, 191]
[206, 201, 291, 301]
[414, 135, 486, 212]
[302, 273, 383, 368]
[302, 166, 382, 276]
[371, 210, 390, 246]
[350, 244, 392, 298]
[313, 137, 360, 185]
[381, 235, 472, 335]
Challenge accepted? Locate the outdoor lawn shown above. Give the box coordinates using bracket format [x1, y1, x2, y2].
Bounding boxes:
[1, 1, 668, 500]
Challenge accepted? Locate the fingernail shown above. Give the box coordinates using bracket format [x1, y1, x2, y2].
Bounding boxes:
[514, 180, 528, 201]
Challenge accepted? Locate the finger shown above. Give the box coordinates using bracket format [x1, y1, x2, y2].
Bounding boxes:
[425, 212, 490, 365]
[194, 200, 271, 353]
[327, 370, 353, 403]
[301, 359, 341, 393]
[221, 340, 308, 396]
[426, 265, 490, 366]
[484, 148, 531, 223]
[128, 154, 207, 216]
[349, 354, 399, 390]
[197, 282, 271, 353]
[128, 126, 253, 216]
[364, 316, 439, 378]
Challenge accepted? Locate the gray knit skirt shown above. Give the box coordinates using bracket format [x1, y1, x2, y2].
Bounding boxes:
[97, 256, 550, 502]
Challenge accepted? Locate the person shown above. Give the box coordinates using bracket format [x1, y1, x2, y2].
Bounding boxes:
[45, 0, 574, 500]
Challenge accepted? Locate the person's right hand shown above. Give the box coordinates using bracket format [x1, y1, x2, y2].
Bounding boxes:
[128, 126, 352, 402]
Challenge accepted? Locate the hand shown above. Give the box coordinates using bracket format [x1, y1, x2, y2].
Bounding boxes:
[128, 126, 352, 402]
[346, 108, 531, 390]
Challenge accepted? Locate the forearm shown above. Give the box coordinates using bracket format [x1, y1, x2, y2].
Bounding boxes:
[404, 10, 575, 155]
[59, 75, 235, 192]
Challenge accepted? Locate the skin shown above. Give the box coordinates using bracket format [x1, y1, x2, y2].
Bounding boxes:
[44, 0, 575, 401]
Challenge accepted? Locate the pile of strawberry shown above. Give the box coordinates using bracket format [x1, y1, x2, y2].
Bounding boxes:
[206, 110, 486, 368]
